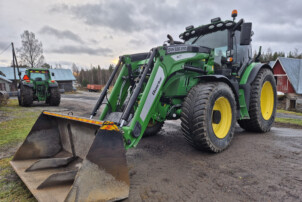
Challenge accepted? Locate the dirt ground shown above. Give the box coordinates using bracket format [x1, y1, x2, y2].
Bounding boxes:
[2, 92, 302, 201]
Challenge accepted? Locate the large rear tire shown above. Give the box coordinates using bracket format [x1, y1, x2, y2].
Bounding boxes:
[181, 82, 236, 153]
[144, 121, 164, 137]
[238, 68, 276, 132]
[49, 87, 61, 106]
[17, 89, 23, 106]
[20, 85, 33, 107]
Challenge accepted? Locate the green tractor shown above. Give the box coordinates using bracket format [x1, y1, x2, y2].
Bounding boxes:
[18, 68, 61, 106]
[11, 11, 276, 201]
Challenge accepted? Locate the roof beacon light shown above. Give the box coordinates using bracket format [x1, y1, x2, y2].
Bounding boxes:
[232, 10, 238, 21]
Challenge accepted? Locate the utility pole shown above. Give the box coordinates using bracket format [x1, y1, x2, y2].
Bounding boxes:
[11, 42, 21, 89]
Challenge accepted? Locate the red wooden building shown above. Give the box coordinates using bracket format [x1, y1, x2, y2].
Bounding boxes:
[272, 57, 302, 94]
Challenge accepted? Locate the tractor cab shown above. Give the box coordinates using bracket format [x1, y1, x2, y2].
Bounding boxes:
[23, 69, 51, 81]
[179, 10, 253, 77]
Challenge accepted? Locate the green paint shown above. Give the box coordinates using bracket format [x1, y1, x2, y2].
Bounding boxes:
[97, 19, 264, 148]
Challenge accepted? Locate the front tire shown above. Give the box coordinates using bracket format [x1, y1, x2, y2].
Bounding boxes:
[181, 82, 236, 153]
[49, 87, 61, 106]
[238, 68, 276, 132]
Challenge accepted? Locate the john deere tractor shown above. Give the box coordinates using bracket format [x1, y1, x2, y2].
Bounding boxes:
[11, 11, 276, 201]
[18, 68, 60, 106]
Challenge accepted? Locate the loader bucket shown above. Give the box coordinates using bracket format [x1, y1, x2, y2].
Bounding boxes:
[10, 111, 129, 202]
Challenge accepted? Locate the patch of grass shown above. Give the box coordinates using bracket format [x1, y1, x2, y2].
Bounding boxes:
[0, 99, 40, 147]
[0, 157, 35, 202]
[0, 99, 40, 201]
[275, 117, 302, 126]
[277, 109, 302, 116]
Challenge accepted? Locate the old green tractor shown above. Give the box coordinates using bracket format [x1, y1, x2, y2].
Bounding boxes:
[11, 11, 276, 201]
[18, 68, 60, 106]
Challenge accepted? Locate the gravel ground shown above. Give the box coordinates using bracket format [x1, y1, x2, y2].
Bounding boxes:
[3, 92, 302, 201]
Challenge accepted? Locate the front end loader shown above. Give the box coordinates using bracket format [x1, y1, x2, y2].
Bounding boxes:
[11, 10, 276, 201]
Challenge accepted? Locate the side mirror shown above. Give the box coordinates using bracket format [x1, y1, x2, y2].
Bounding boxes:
[240, 23, 252, 45]
[52, 72, 55, 76]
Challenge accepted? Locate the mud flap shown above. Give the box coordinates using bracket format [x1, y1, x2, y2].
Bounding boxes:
[10, 111, 129, 202]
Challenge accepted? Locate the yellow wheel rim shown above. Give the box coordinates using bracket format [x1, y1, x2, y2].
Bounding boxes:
[260, 81, 274, 120]
[212, 97, 232, 139]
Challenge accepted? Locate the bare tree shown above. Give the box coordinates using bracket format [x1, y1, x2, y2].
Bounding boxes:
[18, 30, 44, 68]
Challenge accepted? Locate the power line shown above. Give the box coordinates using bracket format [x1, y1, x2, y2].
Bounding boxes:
[0, 43, 11, 56]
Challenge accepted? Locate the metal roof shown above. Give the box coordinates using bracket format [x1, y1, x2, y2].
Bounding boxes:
[276, 57, 302, 94]
[0, 67, 76, 81]
[50, 69, 76, 81]
[0, 67, 26, 80]
[0, 75, 12, 83]
[269, 61, 276, 68]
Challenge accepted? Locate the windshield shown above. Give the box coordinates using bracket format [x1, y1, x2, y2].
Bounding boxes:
[185, 30, 228, 57]
[29, 70, 49, 80]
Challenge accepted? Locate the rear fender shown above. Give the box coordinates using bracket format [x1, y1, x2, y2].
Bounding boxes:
[240, 63, 272, 110]
[49, 83, 59, 87]
[22, 82, 34, 88]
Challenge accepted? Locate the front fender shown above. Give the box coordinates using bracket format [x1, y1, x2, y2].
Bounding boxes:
[196, 75, 240, 118]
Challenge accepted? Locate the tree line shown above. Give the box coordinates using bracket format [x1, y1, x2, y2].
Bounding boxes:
[255, 48, 302, 63]
[72, 64, 117, 87]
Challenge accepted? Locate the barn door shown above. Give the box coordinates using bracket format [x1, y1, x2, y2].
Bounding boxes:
[277, 75, 287, 92]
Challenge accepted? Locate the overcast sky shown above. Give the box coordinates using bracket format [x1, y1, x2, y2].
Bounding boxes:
[1, 0, 302, 69]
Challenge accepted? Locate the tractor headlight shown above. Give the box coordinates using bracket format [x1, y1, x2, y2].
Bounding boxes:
[209, 25, 215, 29]
[226, 22, 234, 27]
[216, 23, 224, 28]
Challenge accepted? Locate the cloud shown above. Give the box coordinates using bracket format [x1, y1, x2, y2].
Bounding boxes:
[128, 39, 144, 46]
[39, 26, 83, 43]
[48, 45, 113, 56]
[257, 29, 302, 44]
[50, 1, 147, 33]
[0, 41, 10, 50]
[103, 35, 113, 40]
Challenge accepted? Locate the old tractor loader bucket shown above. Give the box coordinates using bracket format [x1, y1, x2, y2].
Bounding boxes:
[10, 111, 129, 202]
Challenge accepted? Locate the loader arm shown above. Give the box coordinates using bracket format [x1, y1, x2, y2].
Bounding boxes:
[99, 46, 211, 148]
